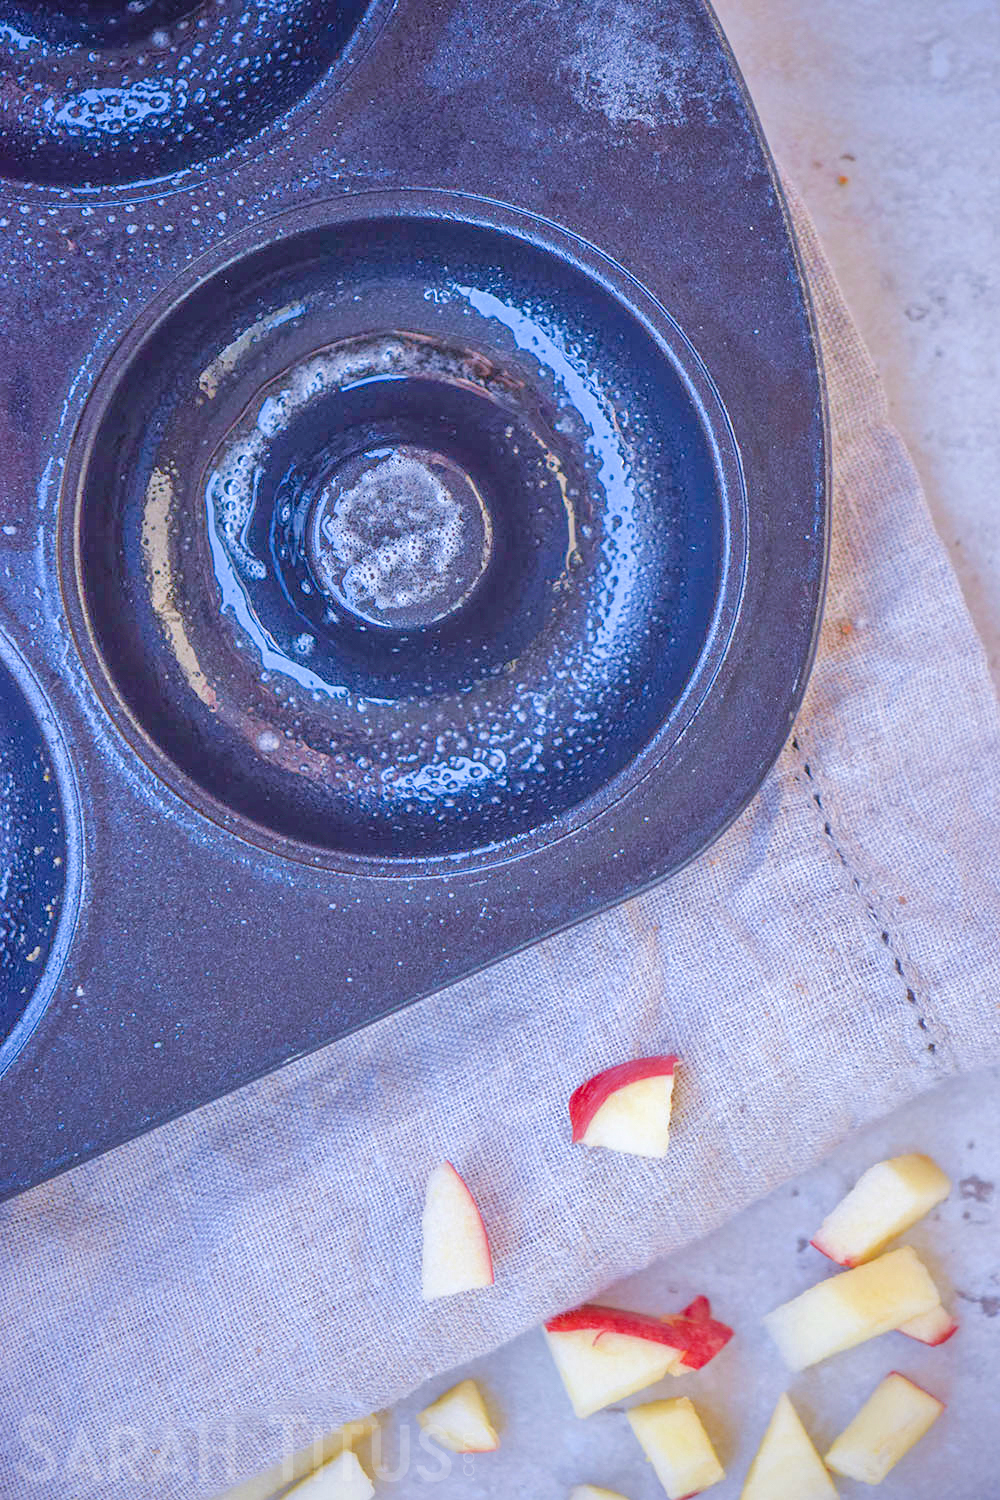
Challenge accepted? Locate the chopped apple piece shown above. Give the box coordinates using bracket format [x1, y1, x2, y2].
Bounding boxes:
[286, 1450, 374, 1500]
[546, 1304, 691, 1349]
[627, 1397, 725, 1498]
[570, 1057, 677, 1157]
[811, 1154, 951, 1266]
[569, 1488, 632, 1500]
[544, 1303, 733, 1415]
[421, 1162, 494, 1300]
[550, 1303, 733, 1369]
[764, 1246, 940, 1370]
[897, 1301, 958, 1345]
[740, 1394, 838, 1500]
[825, 1372, 943, 1484]
[544, 1325, 683, 1418]
[216, 1417, 378, 1500]
[418, 1378, 499, 1453]
[544, 1301, 733, 1416]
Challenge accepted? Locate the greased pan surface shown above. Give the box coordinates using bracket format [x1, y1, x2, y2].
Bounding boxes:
[0, 0, 827, 1198]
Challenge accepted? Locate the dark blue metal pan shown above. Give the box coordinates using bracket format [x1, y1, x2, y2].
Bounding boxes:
[0, 0, 826, 1198]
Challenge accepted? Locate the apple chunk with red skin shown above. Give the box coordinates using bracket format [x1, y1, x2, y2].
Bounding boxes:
[544, 1326, 684, 1419]
[548, 1304, 733, 1371]
[811, 1153, 950, 1267]
[570, 1057, 678, 1157]
[544, 1302, 733, 1418]
[421, 1163, 494, 1301]
[825, 1372, 944, 1484]
[764, 1245, 940, 1370]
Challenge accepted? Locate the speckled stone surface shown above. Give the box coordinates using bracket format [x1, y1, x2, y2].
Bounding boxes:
[712, 0, 1000, 689]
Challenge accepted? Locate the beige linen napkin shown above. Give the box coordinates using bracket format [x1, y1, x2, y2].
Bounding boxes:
[2, 190, 999, 1500]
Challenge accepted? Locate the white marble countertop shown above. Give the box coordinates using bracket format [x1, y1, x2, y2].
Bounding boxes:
[228, 4, 1000, 1495]
[713, 0, 1000, 688]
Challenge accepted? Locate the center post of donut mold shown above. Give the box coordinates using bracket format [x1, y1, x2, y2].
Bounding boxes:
[304, 443, 493, 630]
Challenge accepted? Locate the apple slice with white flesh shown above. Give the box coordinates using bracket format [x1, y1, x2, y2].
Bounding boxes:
[570, 1057, 678, 1157]
[740, 1394, 838, 1500]
[286, 1450, 374, 1500]
[544, 1325, 683, 1418]
[217, 1416, 378, 1500]
[897, 1300, 958, 1345]
[763, 1245, 940, 1370]
[547, 1303, 734, 1369]
[825, 1372, 944, 1484]
[421, 1162, 494, 1300]
[627, 1397, 725, 1499]
[544, 1302, 734, 1417]
[569, 1487, 632, 1500]
[418, 1378, 500, 1453]
[811, 1154, 951, 1267]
